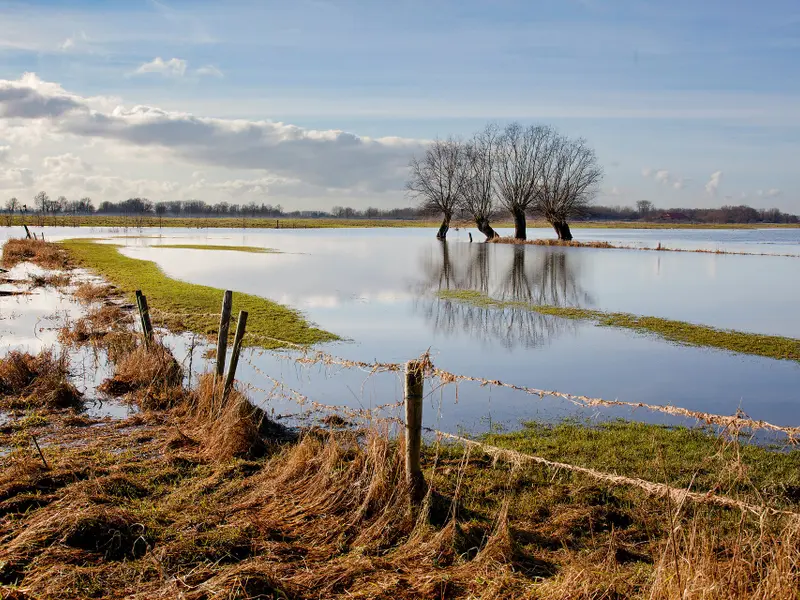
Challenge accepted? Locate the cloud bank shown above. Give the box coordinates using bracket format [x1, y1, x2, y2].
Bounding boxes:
[0, 73, 422, 202]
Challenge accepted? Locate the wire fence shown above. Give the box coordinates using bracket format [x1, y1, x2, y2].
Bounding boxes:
[139, 303, 800, 520]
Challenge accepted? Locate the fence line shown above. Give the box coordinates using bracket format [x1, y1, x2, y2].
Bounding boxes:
[236, 354, 800, 521]
[146, 308, 800, 439]
[250, 344, 800, 440]
[424, 427, 800, 521]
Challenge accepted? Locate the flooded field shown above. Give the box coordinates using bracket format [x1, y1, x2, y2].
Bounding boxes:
[2, 226, 799, 436]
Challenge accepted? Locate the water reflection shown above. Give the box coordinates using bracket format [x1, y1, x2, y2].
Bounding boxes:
[415, 242, 593, 348]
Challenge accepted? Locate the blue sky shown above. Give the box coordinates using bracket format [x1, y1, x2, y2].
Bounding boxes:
[0, 0, 798, 211]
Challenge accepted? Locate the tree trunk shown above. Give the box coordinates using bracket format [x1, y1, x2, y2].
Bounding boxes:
[552, 221, 574, 241]
[476, 218, 498, 241]
[436, 212, 452, 240]
[512, 209, 527, 240]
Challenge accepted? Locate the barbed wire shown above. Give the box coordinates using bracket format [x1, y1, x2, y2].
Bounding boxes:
[146, 309, 800, 440]
[424, 427, 800, 520]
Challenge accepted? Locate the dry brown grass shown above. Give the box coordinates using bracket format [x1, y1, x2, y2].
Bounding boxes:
[489, 237, 616, 248]
[26, 272, 72, 289]
[73, 282, 119, 304]
[98, 342, 183, 410]
[1, 238, 71, 270]
[188, 373, 293, 461]
[0, 406, 798, 599]
[58, 304, 134, 353]
[0, 349, 82, 410]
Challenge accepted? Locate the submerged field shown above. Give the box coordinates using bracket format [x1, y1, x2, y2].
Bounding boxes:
[60, 238, 335, 348]
[438, 289, 800, 362]
[1, 240, 799, 598]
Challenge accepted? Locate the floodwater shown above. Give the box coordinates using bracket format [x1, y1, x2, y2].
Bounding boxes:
[1, 225, 799, 437]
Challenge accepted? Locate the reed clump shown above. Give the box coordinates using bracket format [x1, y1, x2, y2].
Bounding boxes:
[187, 373, 293, 461]
[1, 238, 71, 270]
[26, 272, 72, 289]
[73, 282, 119, 304]
[489, 237, 616, 248]
[0, 349, 82, 410]
[98, 341, 183, 409]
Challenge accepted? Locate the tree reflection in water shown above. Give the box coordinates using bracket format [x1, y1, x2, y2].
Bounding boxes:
[415, 242, 594, 349]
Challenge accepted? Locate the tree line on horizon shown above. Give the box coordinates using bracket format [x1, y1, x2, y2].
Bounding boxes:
[4, 190, 797, 226]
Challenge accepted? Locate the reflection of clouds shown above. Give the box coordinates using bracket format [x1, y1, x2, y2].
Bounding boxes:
[278, 291, 414, 309]
[414, 242, 593, 349]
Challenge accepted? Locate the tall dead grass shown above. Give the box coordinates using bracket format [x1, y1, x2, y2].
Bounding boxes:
[1, 238, 70, 270]
[73, 282, 118, 304]
[188, 373, 293, 460]
[98, 342, 183, 409]
[0, 349, 82, 409]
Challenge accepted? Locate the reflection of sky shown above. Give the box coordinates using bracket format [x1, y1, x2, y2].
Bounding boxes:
[1, 226, 799, 433]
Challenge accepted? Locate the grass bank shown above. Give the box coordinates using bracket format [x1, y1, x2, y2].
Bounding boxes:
[483, 420, 800, 510]
[150, 244, 278, 253]
[438, 289, 800, 362]
[61, 238, 336, 348]
[488, 236, 800, 257]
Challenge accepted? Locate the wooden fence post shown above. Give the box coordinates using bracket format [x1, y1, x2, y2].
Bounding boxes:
[405, 360, 425, 504]
[223, 311, 248, 401]
[135, 290, 153, 346]
[215, 290, 233, 378]
[23, 225, 32, 239]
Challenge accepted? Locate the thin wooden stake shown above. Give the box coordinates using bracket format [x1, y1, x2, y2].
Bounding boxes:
[135, 290, 153, 346]
[215, 290, 233, 378]
[223, 311, 248, 401]
[23, 224, 32, 239]
[31, 435, 49, 470]
[405, 360, 425, 505]
[140, 294, 153, 343]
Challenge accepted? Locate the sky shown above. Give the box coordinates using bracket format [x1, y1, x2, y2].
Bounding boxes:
[0, 0, 798, 212]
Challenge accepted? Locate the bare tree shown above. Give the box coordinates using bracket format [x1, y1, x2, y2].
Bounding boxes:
[34, 191, 49, 215]
[461, 125, 500, 240]
[406, 138, 469, 240]
[493, 123, 553, 240]
[636, 200, 653, 216]
[534, 133, 603, 241]
[6, 197, 19, 213]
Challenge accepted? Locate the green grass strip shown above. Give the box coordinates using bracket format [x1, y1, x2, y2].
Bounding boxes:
[150, 244, 278, 254]
[438, 289, 800, 361]
[481, 420, 800, 509]
[62, 239, 337, 348]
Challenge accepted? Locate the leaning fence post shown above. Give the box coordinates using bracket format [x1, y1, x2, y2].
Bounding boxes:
[215, 290, 233, 378]
[23, 225, 32, 239]
[405, 359, 425, 504]
[135, 290, 153, 346]
[223, 311, 248, 401]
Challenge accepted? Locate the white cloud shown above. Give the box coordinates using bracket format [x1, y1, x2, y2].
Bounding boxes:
[705, 170, 723, 195]
[59, 31, 88, 52]
[0, 145, 10, 163]
[757, 188, 781, 198]
[654, 169, 670, 184]
[672, 178, 688, 190]
[196, 65, 224, 78]
[133, 58, 188, 78]
[42, 153, 93, 174]
[642, 167, 688, 191]
[0, 167, 35, 190]
[0, 73, 423, 201]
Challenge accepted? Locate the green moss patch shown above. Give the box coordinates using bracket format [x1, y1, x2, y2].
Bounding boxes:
[61, 239, 337, 348]
[438, 289, 800, 362]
